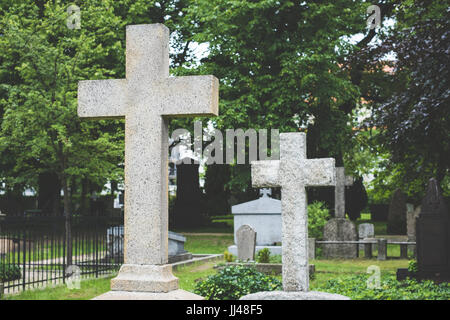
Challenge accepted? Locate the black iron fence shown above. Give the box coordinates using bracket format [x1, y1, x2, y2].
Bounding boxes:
[0, 214, 124, 295]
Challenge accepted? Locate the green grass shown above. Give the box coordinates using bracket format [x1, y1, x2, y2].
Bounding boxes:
[3, 275, 114, 300]
[174, 261, 219, 292]
[184, 234, 234, 254]
[1, 258, 414, 300]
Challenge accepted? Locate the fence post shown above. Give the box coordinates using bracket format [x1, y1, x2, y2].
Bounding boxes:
[308, 238, 316, 260]
[364, 242, 372, 258]
[377, 238, 387, 261]
[400, 244, 408, 259]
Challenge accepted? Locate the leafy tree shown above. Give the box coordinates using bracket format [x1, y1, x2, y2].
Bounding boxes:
[185, 0, 397, 203]
[355, 0, 450, 200]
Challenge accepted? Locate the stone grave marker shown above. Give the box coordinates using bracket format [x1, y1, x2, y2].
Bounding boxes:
[387, 189, 407, 235]
[79, 24, 219, 299]
[358, 223, 374, 250]
[236, 225, 257, 261]
[323, 167, 358, 258]
[240, 132, 349, 299]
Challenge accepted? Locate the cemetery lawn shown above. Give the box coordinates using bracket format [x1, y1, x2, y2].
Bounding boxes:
[183, 234, 234, 254]
[3, 258, 413, 300]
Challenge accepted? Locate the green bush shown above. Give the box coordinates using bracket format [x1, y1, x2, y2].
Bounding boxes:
[307, 201, 329, 239]
[223, 251, 234, 263]
[315, 274, 450, 300]
[408, 260, 418, 273]
[195, 265, 281, 300]
[256, 248, 271, 263]
[0, 264, 22, 282]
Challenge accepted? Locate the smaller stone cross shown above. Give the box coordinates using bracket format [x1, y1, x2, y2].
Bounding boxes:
[252, 133, 335, 291]
[334, 167, 353, 219]
[259, 188, 272, 198]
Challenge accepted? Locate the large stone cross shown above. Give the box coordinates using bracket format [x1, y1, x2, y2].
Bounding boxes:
[78, 24, 218, 292]
[252, 133, 335, 291]
[335, 167, 354, 219]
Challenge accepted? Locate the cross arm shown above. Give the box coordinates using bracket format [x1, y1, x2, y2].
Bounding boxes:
[78, 79, 127, 119]
[251, 160, 281, 187]
[304, 158, 336, 187]
[163, 75, 219, 117]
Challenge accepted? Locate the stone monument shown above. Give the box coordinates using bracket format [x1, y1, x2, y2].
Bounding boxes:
[323, 167, 358, 259]
[240, 132, 349, 299]
[79, 24, 219, 299]
[236, 225, 257, 261]
[397, 178, 450, 282]
[387, 189, 407, 235]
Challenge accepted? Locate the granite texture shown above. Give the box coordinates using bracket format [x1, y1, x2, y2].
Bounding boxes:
[78, 24, 219, 292]
[236, 225, 257, 261]
[358, 223, 375, 239]
[323, 218, 358, 259]
[240, 291, 350, 300]
[251, 133, 335, 292]
[334, 167, 354, 219]
[110, 264, 178, 292]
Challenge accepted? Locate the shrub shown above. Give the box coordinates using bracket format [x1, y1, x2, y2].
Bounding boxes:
[256, 248, 270, 263]
[307, 201, 329, 239]
[195, 265, 281, 300]
[315, 274, 450, 300]
[223, 251, 234, 263]
[0, 264, 22, 282]
[408, 260, 418, 273]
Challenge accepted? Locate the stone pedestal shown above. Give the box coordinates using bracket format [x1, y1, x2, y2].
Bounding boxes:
[94, 289, 203, 300]
[240, 291, 350, 300]
[323, 218, 358, 259]
[110, 264, 178, 292]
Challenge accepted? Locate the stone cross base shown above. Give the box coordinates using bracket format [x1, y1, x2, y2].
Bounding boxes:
[110, 264, 178, 292]
[240, 291, 350, 300]
[323, 218, 358, 259]
[93, 289, 203, 300]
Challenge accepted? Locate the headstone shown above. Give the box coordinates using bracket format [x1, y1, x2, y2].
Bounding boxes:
[236, 225, 257, 261]
[323, 218, 358, 258]
[387, 189, 407, 235]
[358, 223, 375, 239]
[172, 157, 205, 228]
[358, 223, 375, 250]
[334, 167, 354, 219]
[323, 167, 357, 258]
[407, 204, 420, 241]
[240, 133, 349, 300]
[415, 178, 449, 281]
[231, 189, 281, 246]
[79, 24, 218, 298]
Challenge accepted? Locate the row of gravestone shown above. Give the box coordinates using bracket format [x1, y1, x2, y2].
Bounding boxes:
[79, 23, 447, 300]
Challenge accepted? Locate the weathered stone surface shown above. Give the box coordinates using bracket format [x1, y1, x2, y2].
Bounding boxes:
[323, 218, 358, 259]
[110, 264, 178, 292]
[358, 223, 375, 239]
[240, 291, 350, 300]
[251, 133, 335, 292]
[335, 167, 353, 219]
[377, 238, 387, 260]
[78, 24, 219, 294]
[387, 189, 407, 235]
[358, 223, 375, 250]
[407, 205, 420, 241]
[93, 289, 203, 300]
[236, 225, 257, 261]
